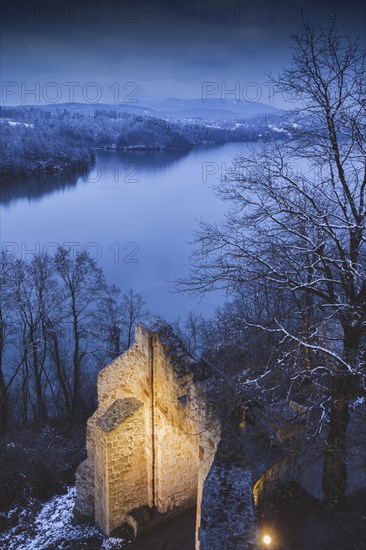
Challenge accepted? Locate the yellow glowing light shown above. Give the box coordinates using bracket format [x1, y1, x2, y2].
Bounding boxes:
[263, 534, 272, 546]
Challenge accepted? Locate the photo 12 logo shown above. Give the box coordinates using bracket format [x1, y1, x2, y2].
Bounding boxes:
[86, 162, 140, 185]
[202, 158, 327, 185]
[1, 1, 141, 25]
[1, 241, 140, 264]
[201, 1, 340, 25]
[1, 81, 140, 105]
[202, 81, 299, 104]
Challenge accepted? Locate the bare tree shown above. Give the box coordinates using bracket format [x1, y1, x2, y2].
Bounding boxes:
[120, 288, 146, 350]
[0, 252, 24, 432]
[177, 312, 206, 356]
[180, 22, 365, 507]
[13, 258, 50, 423]
[54, 246, 110, 422]
[101, 288, 122, 359]
[0, 252, 13, 432]
[0, 247, 144, 428]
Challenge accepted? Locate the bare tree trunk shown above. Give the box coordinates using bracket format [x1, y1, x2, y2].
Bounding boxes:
[0, 315, 8, 433]
[0, 368, 8, 434]
[21, 361, 30, 423]
[323, 327, 361, 507]
[110, 322, 121, 357]
[71, 290, 83, 422]
[49, 328, 71, 415]
[323, 385, 349, 507]
[30, 323, 48, 422]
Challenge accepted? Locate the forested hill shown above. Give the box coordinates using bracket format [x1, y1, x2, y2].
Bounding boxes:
[0, 105, 289, 178]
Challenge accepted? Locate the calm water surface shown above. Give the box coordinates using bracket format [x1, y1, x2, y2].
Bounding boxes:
[0, 142, 254, 319]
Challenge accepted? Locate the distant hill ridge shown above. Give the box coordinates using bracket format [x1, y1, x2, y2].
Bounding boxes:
[13, 98, 282, 121]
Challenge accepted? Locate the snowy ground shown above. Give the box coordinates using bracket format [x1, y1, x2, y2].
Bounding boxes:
[0, 487, 126, 550]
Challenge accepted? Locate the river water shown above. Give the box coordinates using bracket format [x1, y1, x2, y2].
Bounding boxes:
[0, 142, 253, 319]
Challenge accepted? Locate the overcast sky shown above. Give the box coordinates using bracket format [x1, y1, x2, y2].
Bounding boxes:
[1, 0, 365, 107]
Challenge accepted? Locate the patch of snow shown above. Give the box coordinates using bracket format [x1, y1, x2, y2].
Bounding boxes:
[268, 124, 286, 133]
[351, 396, 365, 408]
[0, 487, 126, 550]
[7, 120, 34, 128]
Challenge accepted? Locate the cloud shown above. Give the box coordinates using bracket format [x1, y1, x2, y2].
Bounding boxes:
[1, 0, 364, 105]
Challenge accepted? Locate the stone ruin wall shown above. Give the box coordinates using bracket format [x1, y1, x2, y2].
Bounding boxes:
[194, 387, 221, 549]
[152, 333, 200, 514]
[94, 398, 148, 534]
[74, 321, 308, 548]
[75, 324, 222, 541]
[199, 463, 258, 550]
[75, 331, 152, 530]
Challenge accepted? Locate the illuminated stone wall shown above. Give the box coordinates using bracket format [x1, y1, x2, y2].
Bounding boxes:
[94, 398, 148, 535]
[74, 322, 214, 539]
[75, 325, 153, 529]
[152, 335, 200, 514]
[74, 321, 260, 547]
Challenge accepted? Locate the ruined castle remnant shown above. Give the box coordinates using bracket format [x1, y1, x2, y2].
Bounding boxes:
[74, 321, 259, 548]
